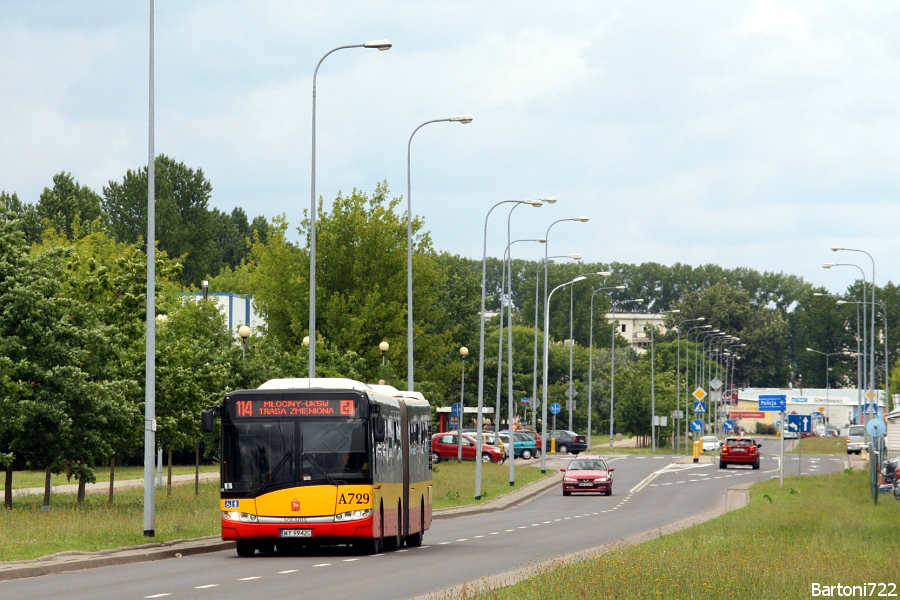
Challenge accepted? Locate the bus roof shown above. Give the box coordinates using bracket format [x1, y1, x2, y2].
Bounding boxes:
[257, 378, 426, 403]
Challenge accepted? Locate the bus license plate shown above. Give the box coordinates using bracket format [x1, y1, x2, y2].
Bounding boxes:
[280, 529, 312, 538]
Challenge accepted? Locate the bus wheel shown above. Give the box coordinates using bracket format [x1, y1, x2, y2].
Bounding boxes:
[384, 502, 402, 551]
[405, 501, 425, 548]
[235, 541, 255, 557]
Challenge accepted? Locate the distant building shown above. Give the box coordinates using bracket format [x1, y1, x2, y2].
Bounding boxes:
[606, 312, 670, 354]
[729, 388, 885, 430]
[184, 291, 265, 334]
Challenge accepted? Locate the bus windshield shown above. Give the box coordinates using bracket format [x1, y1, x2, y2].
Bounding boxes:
[222, 419, 370, 493]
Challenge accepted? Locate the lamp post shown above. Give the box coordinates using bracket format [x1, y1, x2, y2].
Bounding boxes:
[567, 272, 611, 431]
[806, 347, 844, 426]
[406, 116, 472, 391]
[672, 318, 704, 453]
[685, 324, 711, 450]
[475, 199, 544, 498]
[497, 238, 546, 444]
[824, 262, 869, 421]
[838, 299, 889, 417]
[458, 346, 469, 462]
[239, 325, 251, 359]
[695, 329, 720, 430]
[540, 276, 588, 473]
[649, 310, 679, 452]
[532, 254, 581, 430]
[830, 247, 876, 416]
[588, 285, 626, 450]
[609, 298, 644, 449]
[308, 39, 392, 379]
[380, 340, 389, 366]
[818, 292, 864, 418]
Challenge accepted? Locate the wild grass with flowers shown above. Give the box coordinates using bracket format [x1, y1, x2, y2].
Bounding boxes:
[460, 468, 900, 599]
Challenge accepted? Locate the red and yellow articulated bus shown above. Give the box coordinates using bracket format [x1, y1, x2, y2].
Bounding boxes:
[201, 378, 432, 557]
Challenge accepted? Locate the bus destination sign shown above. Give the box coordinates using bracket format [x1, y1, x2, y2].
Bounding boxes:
[231, 398, 360, 418]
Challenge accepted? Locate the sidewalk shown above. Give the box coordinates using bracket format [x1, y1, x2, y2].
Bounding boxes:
[11, 472, 220, 499]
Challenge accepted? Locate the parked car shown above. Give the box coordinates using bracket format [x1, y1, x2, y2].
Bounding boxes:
[560, 455, 614, 496]
[783, 430, 798, 440]
[701, 436, 721, 451]
[846, 425, 867, 455]
[545, 430, 588, 455]
[719, 437, 761, 469]
[459, 429, 509, 458]
[498, 431, 539, 459]
[431, 432, 505, 464]
[513, 429, 543, 458]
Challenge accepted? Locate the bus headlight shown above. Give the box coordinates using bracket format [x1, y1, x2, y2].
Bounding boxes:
[222, 511, 258, 523]
[334, 509, 372, 522]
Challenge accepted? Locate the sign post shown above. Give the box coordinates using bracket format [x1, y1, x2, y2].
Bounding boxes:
[452, 403, 463, 462]
[550, 402, 561, 432]
[759, 395, 786, 487]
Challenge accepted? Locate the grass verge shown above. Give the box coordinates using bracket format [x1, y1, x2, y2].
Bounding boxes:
[9, 465, 219, 490]
[788, 435, 847, 454]
[462, 468, 900, 599]
[2, 462, 551, 561]
[431, 461, 549, 509]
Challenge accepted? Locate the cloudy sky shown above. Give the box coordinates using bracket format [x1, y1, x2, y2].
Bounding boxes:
[2, 1, 898, 290]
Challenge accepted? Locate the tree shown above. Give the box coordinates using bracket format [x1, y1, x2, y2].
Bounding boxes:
[102, 155, 219, 286]
[35, 172, 105, 241]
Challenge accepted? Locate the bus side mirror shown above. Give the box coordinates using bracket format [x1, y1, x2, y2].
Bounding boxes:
[201, 409, 215, 433]
[373, 416, 386, 442]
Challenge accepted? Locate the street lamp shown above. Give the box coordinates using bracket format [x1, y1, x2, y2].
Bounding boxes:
[837, 299, 889, 419]
[806, 347, 844, 426]
[609, 298, 644, 449]
[830, 247, 876, 415]
[239, 325, 251, 358]
[588, 284, 626, 449]
[308, 39, 392, 379]
[458, 346, 469, 462]
[497, 238, 546, 446]
[540, 276, 588, 473]
[380, 340, 389, 366]
[532, 254, 581, 430]
[671, 317, 704, 453]
[650, 310, 679, 452]
[824, 261, 869, 421]
[406, 115, 472, 392]
[475, 199, 544, 498]
[567, 272, 611, 430]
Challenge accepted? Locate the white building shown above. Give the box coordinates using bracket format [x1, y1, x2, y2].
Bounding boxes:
[735, 388, 886, 428]
[605, 312, 670, 354]
[185, 291, 265, 334]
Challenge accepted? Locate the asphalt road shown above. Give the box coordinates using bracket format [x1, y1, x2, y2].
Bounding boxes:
[0, 442, 847, 600]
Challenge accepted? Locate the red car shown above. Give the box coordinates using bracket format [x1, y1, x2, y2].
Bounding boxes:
[560, 455, 614, 496]
[431, 432, 505, 464]
[719, 437, 761, 469]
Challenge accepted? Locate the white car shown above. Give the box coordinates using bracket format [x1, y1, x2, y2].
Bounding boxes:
[783, 430, 798, 439]
[701, 436, 721, 452]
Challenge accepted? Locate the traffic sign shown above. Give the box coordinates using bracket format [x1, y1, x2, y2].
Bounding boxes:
[692, 387, 707, 401]
[723, 419, 734, 432]
[863, 403, 878, 415]
[671, 410, 685, 419]
[709, 377, 723, 391]
[549, 403, 561, 415]
[565, 387, 578, 399]
[866, 418, 886, 438]
[788, 414, 811, 433]
[520, 397, 531, 404]
[759, 395, 787, 411]
[693, 400, 706, 414]
[451, 403, 462, 418]
[690, 419, 704, 433]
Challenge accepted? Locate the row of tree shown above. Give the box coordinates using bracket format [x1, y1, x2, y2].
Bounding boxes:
[2, 156, 897, 508]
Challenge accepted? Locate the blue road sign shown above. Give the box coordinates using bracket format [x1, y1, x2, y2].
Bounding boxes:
[690, 419, 704, 433]
[723, 419, 734, 432]
[451, 403, 462, 418]
[787, 414, 811, 433]
[520, 397, 531, 404]
[550, 403, 561, 415]
[759, 395, 787, 411]
[863, 403, 878, 415]
[693, 401, 706, 414]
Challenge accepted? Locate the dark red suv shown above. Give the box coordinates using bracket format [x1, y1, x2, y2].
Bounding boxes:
[719, 437, 761, 470]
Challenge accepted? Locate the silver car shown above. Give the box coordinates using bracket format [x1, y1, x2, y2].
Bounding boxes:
[701, 436, 721, 452]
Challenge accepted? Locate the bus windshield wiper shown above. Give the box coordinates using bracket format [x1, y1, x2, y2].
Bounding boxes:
[300, 452, 345, 486]
[254, 451, 292, 495]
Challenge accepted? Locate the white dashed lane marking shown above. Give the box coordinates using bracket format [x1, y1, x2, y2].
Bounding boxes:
[195, 584, 219, 589]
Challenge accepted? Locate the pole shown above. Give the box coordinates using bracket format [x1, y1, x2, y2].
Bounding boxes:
[568, 284, 574, 430]
[532, 261, 541, 430]
[650, 323, 656, 453]
[143, 0, 156, 538]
